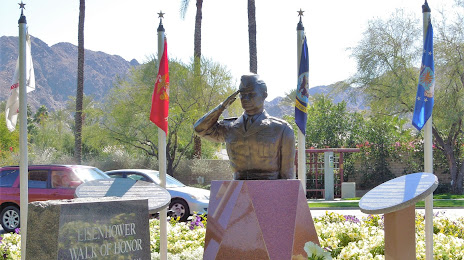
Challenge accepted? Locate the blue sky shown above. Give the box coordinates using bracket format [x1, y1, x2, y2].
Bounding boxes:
[0, 0, 454, 99]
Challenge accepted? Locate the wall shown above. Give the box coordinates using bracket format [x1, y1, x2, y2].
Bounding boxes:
[351, 156, 451, 190]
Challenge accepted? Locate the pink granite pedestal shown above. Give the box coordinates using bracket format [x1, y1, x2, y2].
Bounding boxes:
[203, 180, 319, 260]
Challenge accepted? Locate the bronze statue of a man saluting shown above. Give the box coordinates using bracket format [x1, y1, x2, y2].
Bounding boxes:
[194, 74, 295, 180]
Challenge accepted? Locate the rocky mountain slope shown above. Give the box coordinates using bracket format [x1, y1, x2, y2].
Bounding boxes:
[0, 36, 139, 111]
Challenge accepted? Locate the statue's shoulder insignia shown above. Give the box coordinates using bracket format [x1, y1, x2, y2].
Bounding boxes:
[223, 117, 238, 121]
[220, 117, 238, 126]
[268, 116, 286, 124]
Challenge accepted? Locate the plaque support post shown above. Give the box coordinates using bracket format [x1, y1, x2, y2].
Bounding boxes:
[384, 205, 416, 260]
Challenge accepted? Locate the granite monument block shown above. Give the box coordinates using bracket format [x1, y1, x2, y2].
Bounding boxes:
[27, 198, 151, 260]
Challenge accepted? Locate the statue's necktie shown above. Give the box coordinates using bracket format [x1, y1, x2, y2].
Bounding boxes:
[245, 116, 254, 131]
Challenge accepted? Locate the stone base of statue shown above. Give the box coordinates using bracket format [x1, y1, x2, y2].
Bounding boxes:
[203, 180, 319, 260]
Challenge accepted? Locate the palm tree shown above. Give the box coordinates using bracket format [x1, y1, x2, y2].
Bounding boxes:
[180, 0, 204, 158]
[75, 0, 85, 164]
[180, 0, 203, 59]
[248, 0, 257, 73]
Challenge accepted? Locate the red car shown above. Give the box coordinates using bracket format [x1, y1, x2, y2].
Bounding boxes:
[0, 165, 109, 232]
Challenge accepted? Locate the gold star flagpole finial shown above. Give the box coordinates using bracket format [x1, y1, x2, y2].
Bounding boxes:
[19, 1, 26, 15]
[297, 8, 304, 21]
[157, 10, 165, 32]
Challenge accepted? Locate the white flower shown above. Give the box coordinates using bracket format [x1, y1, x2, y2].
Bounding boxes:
[304, 241, 320, 257]
[303, 241, 332, 259]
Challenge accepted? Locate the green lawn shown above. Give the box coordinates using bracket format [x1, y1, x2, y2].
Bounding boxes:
[309, 201, 360, 208]
[433, 194, 464, 199]
[341, 194, 464, 200]
[308, 198, 464, 209]
[416, 199, 464, 207]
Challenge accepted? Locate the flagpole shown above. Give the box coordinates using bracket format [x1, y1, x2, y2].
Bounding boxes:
[296, 10, 306, 192]
[422, 1, 433, 259]
[157, 12, 168, 260]
[18, 4, 28, 260]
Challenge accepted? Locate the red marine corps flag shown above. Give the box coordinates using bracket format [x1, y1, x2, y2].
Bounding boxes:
[150, 37, 169, 134]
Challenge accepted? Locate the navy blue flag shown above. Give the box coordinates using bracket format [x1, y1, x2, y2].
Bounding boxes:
[295, 36, 309, 134]
[412, 21, 434, 131]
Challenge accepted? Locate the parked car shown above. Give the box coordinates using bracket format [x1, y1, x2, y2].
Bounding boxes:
[0, 165, 109, 232]
[105, 169, 209, 221]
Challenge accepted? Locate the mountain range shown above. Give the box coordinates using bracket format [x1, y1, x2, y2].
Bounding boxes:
[0, 36, 366, 116]
[0, 36, 138, 111]
[264, 84, 367, 118]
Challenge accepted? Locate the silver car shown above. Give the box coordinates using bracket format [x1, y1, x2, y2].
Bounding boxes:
[105, 169, 209, 221]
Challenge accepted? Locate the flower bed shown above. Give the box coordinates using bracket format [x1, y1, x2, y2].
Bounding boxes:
[0, 229, 21, 260]
[1, 212, 463, 259]
[315, 211, 464, 259]
[150, 215, 206, 259]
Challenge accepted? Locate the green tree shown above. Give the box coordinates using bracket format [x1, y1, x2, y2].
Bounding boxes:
[304, 95, 364, 183]
[69, 94, 114, 159]
[283, 93, 363, 182]
[33, 105, 49, 125]
[104, 57, 235, 175]
[27, 95, 108, 163]
[51, 109, 72, 150]
[279, 88, 296, 108]
[350, 6, 464, 193]
[356, 116, 413, 189]
[26, 105, 37, 135]
[180, 0, 205, 158]
[74, 95, 108, 159]
[349, 9, 420, 116]
[431, 5, 464, 193]
[304, 94, 364, 148]
[0, 112, 19, 163]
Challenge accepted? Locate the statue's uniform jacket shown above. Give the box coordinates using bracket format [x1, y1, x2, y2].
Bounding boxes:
[194, 106, 295, 180]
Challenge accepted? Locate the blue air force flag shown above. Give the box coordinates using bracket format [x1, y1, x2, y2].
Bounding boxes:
[412, 21, 434, 131]
[295, 36, 309, 134]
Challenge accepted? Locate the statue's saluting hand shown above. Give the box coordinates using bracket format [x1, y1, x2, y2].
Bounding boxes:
[221, 90, 239, 110]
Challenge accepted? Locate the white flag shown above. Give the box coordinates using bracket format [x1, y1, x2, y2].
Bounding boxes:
[5, 31, 35, 132]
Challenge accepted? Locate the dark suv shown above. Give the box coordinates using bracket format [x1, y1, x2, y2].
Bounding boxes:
[0, 165, 109, 232]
